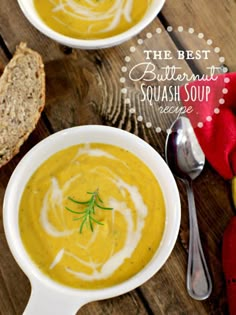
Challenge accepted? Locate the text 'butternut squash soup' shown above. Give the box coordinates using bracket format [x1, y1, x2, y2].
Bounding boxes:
[33, 0, 152, 39]
[19, 143, 165, 289]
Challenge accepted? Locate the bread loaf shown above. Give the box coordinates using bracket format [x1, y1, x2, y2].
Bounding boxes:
[0, 42, 45, 168]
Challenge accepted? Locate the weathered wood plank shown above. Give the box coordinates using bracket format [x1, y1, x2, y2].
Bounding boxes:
[140, 241, 209, 315]
[0, 270, 16, 315]
[161, 0, 236, 71]
[0, 44, 8, 75]
[0, 122, 51, 315]
[78, 292, 149, 315]
[0, 5, 63, 61]
[0, 44, 54, 314]
[0, 0, 234, 314]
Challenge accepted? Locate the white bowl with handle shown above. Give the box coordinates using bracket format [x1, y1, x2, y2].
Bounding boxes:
[17, 0, 165, 49]
[3, 125, 180, 315]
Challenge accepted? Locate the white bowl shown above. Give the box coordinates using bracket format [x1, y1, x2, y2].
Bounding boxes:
[17, 0, 166, 49]
[3, 125, 180, 315]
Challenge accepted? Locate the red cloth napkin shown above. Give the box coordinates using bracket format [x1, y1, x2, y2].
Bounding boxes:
[180, 72, 236, 314]
[222, 217, 236, 315]
[180, 72, 236, 180]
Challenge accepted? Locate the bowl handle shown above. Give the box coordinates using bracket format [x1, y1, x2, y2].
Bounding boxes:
[23, 281, 88, 315]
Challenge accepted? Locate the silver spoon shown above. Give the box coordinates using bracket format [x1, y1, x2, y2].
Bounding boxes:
[165, 116, 212, 300]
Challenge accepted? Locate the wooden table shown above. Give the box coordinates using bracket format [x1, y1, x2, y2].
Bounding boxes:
[0, 0, 235, 314]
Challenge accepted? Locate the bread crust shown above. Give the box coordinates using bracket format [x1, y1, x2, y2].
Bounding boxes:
[0, 42, 45, 168]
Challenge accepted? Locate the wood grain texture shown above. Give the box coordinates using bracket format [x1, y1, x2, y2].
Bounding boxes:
[0, 0, 235, 314]
[161, 0, 236, 71]
[0, 3, 63, 61]
[0, 121, 51, 315]
[0, 45, 8, 75]
[78, 292, 149, 315]
[140, 241, 209, 315]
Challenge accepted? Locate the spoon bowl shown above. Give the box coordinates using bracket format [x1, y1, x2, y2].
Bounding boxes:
[166, 117, 205, 181]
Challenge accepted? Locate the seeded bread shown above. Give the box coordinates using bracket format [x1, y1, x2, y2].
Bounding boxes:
[0, 42, 45, 168]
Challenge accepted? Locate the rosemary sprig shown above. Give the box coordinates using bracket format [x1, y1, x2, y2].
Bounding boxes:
[65, 189, 113, 233]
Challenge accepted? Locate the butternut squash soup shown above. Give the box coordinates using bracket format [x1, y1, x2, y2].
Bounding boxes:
[33, 0, 152, 39]
[19, 143, 165, 289]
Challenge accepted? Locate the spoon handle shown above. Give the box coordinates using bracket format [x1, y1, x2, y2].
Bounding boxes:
[185, 180, 212, 300]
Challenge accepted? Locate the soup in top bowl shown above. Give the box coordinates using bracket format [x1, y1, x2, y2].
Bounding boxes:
[19, 143, 165, 289]
[33, 0, 152, 39]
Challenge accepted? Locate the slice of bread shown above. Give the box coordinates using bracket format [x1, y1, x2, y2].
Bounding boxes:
[0, 42, 45, 168]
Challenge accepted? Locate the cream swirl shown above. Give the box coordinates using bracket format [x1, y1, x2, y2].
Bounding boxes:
[42, 148, 148, 281]
[50, 0, 134, 33]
